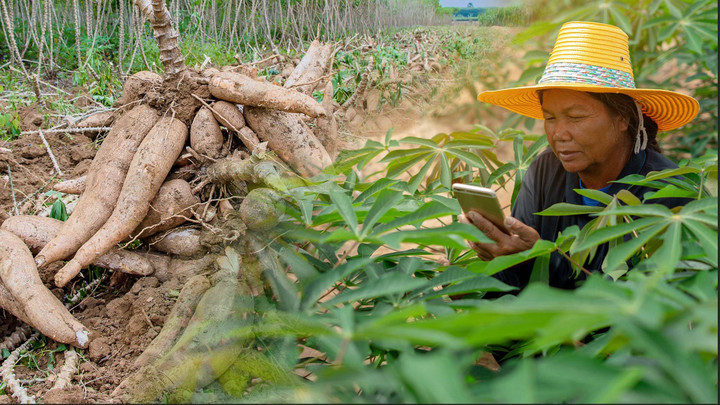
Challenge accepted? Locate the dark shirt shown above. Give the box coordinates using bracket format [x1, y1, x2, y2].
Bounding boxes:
[494, 147, 687, 290]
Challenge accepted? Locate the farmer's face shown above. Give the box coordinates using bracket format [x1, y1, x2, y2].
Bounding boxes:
[541, 89, 631, 188]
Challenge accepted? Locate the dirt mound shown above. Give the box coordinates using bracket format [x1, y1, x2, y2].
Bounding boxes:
[18, 104, 43, 132]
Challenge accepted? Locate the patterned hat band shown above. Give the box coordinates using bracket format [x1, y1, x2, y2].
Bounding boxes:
[538, 62, 636, 88]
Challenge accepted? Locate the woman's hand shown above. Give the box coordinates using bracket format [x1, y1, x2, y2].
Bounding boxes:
[459, 211, 540, 261]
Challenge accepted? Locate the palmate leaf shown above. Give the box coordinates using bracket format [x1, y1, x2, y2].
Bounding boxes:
[330, 139, 385, 173]
[602, 222, 669, 274]
[393, 350, 473, 404]
[537, 203, 604, 216]
[325, 272, 427, 306]
[380, 134, 496, 191]
[355, 283, 613, 350]
[468, 240, 557, 276]
[479, 351, 648, 403]
[682, 219, 718, 267]
[300, 257, 374, 311]
[360, 188, 405, 239]
[420, 275, 516, 299]
[642, 221, 683, 275]
[381, 222, 492, 250]
[371, 200, 457, 235]
[353, 178, 398, 203]
[617, 319, 718, 403]
[277, 246, 319, 285]
[329, 189, 359, 235]
[574, 188, 613, 205]
[594, 204, 674, 217]
[572, 217, 665, 252]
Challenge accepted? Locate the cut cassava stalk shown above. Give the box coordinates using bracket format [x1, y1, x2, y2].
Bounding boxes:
[52, 175, 86, 195]
[284, 40, 333, 95]
[0, 325, 33, 353]
[0, 230, 89, 348]
[133, 274, 211, 367]
[43, 348, 81, 404]
[55, 116, 189, 287]
[341, 56, 373, 111]
[206, 151, 285, 192]
[35, 104, 161, 269]
[50, 348, 79, 390]
[244, 108, 332, 178]
[209, 71, 326, 118]
[1, 216, 155, 276]
[315, 81, 341, 160]
[190, 106, 224, 159]
[133, 0, 186, 81]
[0, 332, 39, 404]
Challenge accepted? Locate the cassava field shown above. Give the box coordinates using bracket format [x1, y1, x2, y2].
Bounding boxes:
[0, 0, 717, 403]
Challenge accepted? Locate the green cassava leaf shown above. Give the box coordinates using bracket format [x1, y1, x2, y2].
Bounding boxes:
[326, 272, 428, 305]
[536, 203, 604, 216]
[329, 189, 359, 235]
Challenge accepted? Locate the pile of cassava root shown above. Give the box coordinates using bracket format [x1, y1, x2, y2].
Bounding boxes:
[0, 0, 348, 402]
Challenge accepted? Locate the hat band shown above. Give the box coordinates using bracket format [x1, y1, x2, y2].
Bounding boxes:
[538, 62, 636, 89]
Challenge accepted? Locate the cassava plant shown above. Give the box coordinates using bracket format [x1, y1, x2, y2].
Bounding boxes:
[201, 128, 716, 403]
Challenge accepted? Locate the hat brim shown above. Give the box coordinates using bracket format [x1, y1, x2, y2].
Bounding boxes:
[477, 82, 699, 131]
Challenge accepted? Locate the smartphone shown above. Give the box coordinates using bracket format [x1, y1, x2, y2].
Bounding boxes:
[452, 183, 510, 235]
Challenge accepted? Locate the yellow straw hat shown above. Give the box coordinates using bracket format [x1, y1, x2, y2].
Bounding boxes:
[477, 21, 699, 132]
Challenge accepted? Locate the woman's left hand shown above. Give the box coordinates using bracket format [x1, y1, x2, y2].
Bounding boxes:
[459, 211, 540, 261]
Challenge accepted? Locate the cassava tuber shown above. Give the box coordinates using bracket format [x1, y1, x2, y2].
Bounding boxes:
[36, 104, 160, 269]
[55, 116, 188, 287]
[209, 71, 325, 118]
[0, 230, 89, 348]
[1, 215, 155, 276]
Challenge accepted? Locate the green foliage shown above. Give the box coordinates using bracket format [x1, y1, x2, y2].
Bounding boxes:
[46, 191, 69, 222]
[221, 124, 717, 402]
[478, 6, 532, 26]
[453, 7, 485, 20]
[0, 111, 21, 141]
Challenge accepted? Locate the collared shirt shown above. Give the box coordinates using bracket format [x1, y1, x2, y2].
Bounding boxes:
[493, 147, 688, 291]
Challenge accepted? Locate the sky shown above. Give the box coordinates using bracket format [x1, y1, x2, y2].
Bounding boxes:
[439, 0, 524, 7]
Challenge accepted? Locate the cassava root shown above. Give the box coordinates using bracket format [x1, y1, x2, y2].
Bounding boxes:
[56, 116, 188, 287]
[36, 104, 160, 269]
[209, 71, 326, 118]
[1, 215, 155, 276]
[0, 230, 89, 348]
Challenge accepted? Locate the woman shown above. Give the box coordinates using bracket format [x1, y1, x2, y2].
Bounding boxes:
[462, 21, 699, 290]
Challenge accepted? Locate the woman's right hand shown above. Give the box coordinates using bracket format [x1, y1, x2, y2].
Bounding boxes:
[459, 210, 540, 261]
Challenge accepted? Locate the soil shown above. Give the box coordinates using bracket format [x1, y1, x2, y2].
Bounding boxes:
[0, 129, 97, 224]
[0, 28, 524, 404]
